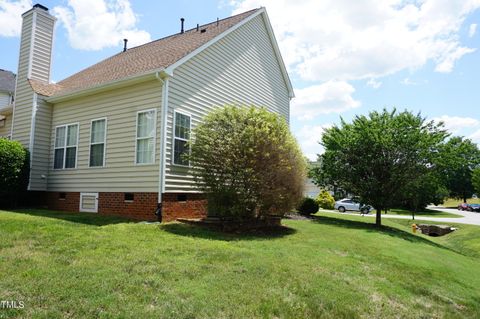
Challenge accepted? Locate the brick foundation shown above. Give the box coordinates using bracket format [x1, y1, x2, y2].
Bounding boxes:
[45, 191, 207, 222]
[162, 193, 207, 222]
[47, 192, 80, 212]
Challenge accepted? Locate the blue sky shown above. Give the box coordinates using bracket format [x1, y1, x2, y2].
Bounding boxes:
[1, 0, 479, 159]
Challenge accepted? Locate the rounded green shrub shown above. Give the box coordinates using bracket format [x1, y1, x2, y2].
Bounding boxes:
[297, 197, 319, 215]
[316, 189, 335, 210]
[0, 138, 30, 207]
[189, 105, 306, 222]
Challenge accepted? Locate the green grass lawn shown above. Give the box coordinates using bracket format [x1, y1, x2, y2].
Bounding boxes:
[442, 197, 480, 208]
[1, 209, 480, 318]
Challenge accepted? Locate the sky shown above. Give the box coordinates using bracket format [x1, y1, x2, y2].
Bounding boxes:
[1, 0, 479, 160]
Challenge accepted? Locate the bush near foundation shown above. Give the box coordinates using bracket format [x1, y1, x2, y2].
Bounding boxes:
[0, 138, 30, 207]
[189, 105, 306, 223]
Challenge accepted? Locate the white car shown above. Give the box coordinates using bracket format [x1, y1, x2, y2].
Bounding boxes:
[334, 198, 372, 214]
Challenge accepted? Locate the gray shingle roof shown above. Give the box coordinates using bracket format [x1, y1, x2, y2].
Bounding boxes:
[0, 70, 16, 93]
[32, 9, 259, 97]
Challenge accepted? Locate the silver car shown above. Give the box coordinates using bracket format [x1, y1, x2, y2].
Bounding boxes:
[334, 198, 372, 214]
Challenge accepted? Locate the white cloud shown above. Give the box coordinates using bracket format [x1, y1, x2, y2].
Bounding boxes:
[367, 78, 382, 89]
[52, 0, 151, 51]
[0, 0, 31, 37]
[295, 124, 333, 160]
[433, 115, 480, 133]
[469, 129, 480, 143]
[230, 0, 480, 81]
[291, 81, 361, 120]
[401, 77, 421, 86]
[469, 23, 477, 37]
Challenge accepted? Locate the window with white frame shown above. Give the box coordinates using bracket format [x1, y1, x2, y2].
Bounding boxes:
[54, 123, 78, 169]
[136, 110, 156, 164]
[173, 111, 191, 166]
[89, 118, 106, 167]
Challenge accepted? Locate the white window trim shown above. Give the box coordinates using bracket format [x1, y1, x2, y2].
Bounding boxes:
[53, 122, 79, 170]
[135, 109, 157, 165]
[172, 110, 191, 167]
[88, 117, 107, 168]
[79, 192, 98, 213]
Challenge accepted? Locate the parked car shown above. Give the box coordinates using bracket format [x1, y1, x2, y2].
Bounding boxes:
[334, 198, 373, 214]
[467, 204, 480, 212]
[458, 203, 470, 211]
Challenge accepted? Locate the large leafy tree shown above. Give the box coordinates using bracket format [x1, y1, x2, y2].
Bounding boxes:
[436, 137, 480, 202]
[319, 109, 447, 226]
[189, 105, 306, 222]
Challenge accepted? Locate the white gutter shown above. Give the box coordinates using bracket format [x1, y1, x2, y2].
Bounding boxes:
[46, 68, 166, 103]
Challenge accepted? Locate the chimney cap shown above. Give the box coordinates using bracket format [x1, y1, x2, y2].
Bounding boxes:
[33, 3, 49, 11]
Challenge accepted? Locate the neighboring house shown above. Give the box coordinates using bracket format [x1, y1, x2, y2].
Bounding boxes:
[0, 69, 16, 138]
[304, 178, 321, 198]
[10, 4, 293, 221]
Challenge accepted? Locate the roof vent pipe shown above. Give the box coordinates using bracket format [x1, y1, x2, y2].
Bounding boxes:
[216, 17, 219, 26]
[180, 18, 185, 34]
[196, 24, 199, 32]
[123, 39, 128, 52]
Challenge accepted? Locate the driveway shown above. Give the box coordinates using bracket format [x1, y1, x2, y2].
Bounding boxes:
[321, 206, 480, 226]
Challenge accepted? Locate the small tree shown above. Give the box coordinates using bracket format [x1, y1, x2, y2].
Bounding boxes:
[0, 138, 30, 207]
[473, 167, 480, 196]
[320, 109, 448, 227]
[189, 105, 306, 222]
[437, 137, 480, 202]
[399, 171, 448, 219]
[316, 189, 335, 209]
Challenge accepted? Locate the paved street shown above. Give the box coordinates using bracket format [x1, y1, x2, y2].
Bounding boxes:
[321, 206, 480, 226]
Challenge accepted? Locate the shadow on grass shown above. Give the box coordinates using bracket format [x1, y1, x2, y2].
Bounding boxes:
[387, 208, 462, 218]
[160, 222, 297, 241]
[309, 215, 457, 252]
[8, 208, 135, 226]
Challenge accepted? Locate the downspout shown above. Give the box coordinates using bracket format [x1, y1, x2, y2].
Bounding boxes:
[155, 71, 170, 222]
[27, 92, 38, 190]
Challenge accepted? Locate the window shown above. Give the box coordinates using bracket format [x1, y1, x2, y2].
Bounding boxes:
[124, 193, 134, 201]
[59, 192, 66, 200]
[173, 111, 191, 166]
[136, 110, 156, 164]
[89, 118, 107, 167]
[54, 123, 78, 169]
[177, 194, 187, 202]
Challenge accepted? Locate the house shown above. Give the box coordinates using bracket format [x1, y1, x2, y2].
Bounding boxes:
[0, 69, 16, 138]
[10, 4, 293, 221]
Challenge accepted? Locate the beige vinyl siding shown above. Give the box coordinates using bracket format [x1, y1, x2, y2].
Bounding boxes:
[11, 12, 35, 146]
[0, 93, 11, 108]
[30, 11, 55, 83]
[29, 95, 52, 190]
[164, 14, 290, 192]
[0, 114, 12, 138]
[48, 80, 162, 192]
